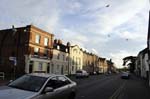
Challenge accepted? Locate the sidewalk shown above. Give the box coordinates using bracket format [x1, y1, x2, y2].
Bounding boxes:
[0, 80, 9, 86]
[117, 75, 150, 99]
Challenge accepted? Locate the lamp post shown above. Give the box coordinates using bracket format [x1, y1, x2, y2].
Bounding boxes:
[148, 11, 150, 86]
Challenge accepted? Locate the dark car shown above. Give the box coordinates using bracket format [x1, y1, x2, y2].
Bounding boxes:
[121, 72, 130, 79]
[0, 73, 77, 99]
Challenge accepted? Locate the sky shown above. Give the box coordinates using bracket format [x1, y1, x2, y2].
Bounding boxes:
[0, 0, 149, 68]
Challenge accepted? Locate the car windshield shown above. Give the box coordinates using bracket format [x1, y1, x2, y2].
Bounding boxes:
[8, 75, 48, 92]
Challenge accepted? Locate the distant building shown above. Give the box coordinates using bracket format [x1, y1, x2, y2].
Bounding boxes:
[50, 39, 69, 75]
[107, 59, 115, 73]
[69, 45, 83, 74]
[0, 25, 54, 78]
[92, 54, 99, 73]
[97, 57, 106, 73]
[83, 51, 94, 73]
[103, 59, 108, 73]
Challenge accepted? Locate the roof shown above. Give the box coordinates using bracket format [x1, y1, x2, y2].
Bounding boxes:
[28, 73, 57, 78]
[53, 43, 69, 53]
[0, 25, 54, 36]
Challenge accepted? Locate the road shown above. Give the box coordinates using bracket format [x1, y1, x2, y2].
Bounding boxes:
[70, 74, 150, 99]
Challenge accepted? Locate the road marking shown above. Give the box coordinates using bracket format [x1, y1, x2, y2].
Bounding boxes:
[109, 81, 126, 99]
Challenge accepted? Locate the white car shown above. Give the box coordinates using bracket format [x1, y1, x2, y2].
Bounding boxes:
[0, 73, 77, 99]
[76, 70, 89, 78]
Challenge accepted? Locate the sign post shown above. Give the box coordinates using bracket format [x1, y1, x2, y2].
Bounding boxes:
[9, 56, 17, 79]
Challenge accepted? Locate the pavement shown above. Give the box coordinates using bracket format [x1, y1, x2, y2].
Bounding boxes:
[0, 80, 9, 86]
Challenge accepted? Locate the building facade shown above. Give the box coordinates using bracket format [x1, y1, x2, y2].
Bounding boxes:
[135, 48, 149, 79]
[0, 25, 54, 78]
[97, 57, 106, 73]
[69, 45, 83, 74]
[50, 40, 69, 75]
[83, 51, 94, 73]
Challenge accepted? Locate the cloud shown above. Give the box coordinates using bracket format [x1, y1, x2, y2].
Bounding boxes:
[77, 0, 148, 35]
[118, 31, 146, 41]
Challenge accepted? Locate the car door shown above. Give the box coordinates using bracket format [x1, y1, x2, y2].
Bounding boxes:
[36, 76, 61, 99]
[56, 76, 72, 99]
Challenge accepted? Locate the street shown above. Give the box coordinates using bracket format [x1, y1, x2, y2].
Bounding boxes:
[70, 74, 150, 99]
[0, 73, 150, 99]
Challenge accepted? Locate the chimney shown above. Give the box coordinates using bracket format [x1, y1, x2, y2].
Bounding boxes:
[54, 39, 58, 44]
[58, 39, 62, 44]
[67, 42, 71, 47]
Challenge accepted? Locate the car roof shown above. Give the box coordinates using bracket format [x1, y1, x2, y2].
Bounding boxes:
[27, 73, 65, 78]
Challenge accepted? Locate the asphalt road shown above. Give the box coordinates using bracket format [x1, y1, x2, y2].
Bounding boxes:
[70, 74, 150, 99]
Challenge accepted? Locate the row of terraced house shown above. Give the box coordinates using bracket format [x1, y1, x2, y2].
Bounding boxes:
[0, 25, 115, 78]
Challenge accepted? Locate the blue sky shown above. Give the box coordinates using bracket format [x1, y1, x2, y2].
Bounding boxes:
[0, 0, 149, 68]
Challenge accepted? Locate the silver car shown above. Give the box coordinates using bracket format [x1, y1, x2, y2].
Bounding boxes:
[0, 73, 77, 99]
[76, 70, 89, 78]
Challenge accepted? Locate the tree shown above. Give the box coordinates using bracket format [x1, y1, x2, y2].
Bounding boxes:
[123, 56, 136, 73]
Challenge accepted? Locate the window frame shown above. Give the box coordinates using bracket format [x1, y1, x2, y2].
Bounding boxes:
[35, 34, 41, 44]
[44, 37, 49, 46]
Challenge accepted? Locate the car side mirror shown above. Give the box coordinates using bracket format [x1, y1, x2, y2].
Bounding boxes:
[44, 87, 54, 93]
[7, 80, 13, 85]
[9, 80, 13, 83]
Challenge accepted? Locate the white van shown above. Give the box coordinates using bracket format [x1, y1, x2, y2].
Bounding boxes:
[76, 70, 89, 78]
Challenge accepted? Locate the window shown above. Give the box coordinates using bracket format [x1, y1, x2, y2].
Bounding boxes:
[63, 55, 65, 61]
[76, 57, 78, 65]
[44, 37, 49, 46]
[46, 77, 58, 89]
[66, 56, 68, 61]
[47, 63, 50, 73]
[65, 65, 68, 71]
[57, 54, 60, 59]
[57, 65, 59, 70]
[51, 64, 54, 73]
[57, 45, 60, 50]
[66, 48, 68, 52]
[72, 56, 74, 65]
[38, 63, 43, 71]
[72, 66, 74, 71]
[34, 47, 39, 55]
[35, 34, 40, 44]
[79, 58, 81, 65]
[29, 61, 33, 73]
[73, 49, 77, 53]
[8, 75, 47, 92]
[44, 49, 48, 56]
[57, 76, 71, 86]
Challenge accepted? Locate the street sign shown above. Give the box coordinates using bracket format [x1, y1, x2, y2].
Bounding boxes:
[9, 57, 16, 61]
[9, 57, 17, 66]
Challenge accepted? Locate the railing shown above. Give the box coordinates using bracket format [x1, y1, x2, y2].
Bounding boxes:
[0, 72, 5, 80]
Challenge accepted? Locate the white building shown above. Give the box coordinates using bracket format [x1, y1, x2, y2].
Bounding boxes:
[69, 45, 83, 74]
[50, 40, 69, 75]
[135, 48, 149, 79]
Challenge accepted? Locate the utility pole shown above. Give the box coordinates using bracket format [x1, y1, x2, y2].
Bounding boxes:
[147, 10, 150, 86]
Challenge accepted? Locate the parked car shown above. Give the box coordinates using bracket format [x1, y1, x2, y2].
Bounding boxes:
[76, 70, 89, 78]
[121, 72, 130, 79]
[0, 73, 77, 99]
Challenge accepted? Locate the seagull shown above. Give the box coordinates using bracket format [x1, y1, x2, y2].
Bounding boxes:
[106, 5, 110, 7]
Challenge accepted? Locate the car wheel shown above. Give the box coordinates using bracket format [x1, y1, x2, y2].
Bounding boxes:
[68, 92, 76, 99]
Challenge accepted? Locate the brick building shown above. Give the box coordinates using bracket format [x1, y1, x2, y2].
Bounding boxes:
[0, 25, 54, 78]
